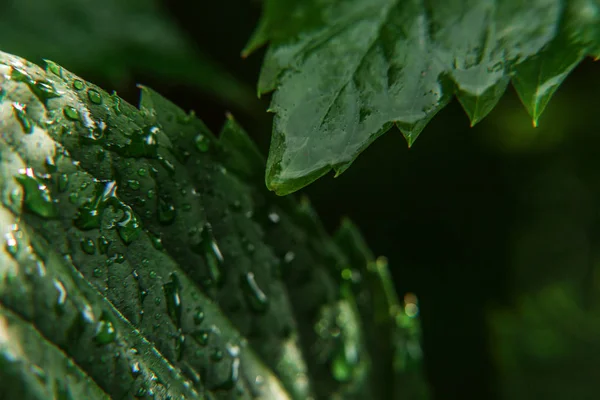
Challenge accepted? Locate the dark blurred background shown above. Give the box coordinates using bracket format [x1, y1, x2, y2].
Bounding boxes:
[3, 0, 600, 398]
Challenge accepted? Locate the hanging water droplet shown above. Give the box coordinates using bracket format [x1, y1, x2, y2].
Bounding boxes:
[94, 316, 117, 345]
[72, 79, 85, 91]
[87, 89, 102, 105]
[12, 102, 33, 134]
[63, 106, 80, 121]
[242, 272, 269, 313]
[80, 237, 96, 255]
[163, 273, 182, 329]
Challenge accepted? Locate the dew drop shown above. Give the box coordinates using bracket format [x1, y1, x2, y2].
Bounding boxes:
[53, 279, 67, 314]
[80, 237, 96, 255]
[72, 80, 85, 91]
[163, 273, 182, 329]
[191, 330, 209, 346]
[15, 168, 58, 218]
[4, 231, 19, 257]
[63, 106, 80, 121]
[242, 272, 269, 313]
[158, 198, 176, 225]
[128, 180, 141, 190]
[12, 102, 33, 134]
[193, 307, 205, 325]
[94, 317, 117, 345]
[57, 173, 69, 192]
[87, 89, 102, 104]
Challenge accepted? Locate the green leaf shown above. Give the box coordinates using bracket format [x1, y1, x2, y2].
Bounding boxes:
[246, 0, 600, 194]
[0, 0, 260, 115]
[0, 50, 426, 398]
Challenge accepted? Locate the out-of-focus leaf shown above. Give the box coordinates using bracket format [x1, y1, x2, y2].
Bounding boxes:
[0, 0, 260, 115]
[245, 0, 600, 194]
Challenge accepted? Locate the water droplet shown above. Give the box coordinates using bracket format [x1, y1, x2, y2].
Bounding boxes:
[131, 362, 141, 377]
[72, 80, 85, 91]
[56, 173, 68, 193]
[46, 61, 62, 77]
[15, 168, 58, 218]
[148, 231, 163, 250]
[119, 126, 159, 158]
[94, 316, 116, 345]
[87, 89, 102, 104]
[175, 333, 186, 361]
[194, 134, 210, 152]
[117, 208, 142, 245]
[12, 102, 33, 134]
[132, 269, 148, 304]
[213, 345, 240, 391]
[158, 198, 176, 225]
[80, 238, 96, 255]
[93, 268, 102, 277]
[158, 156, 176, 175]
[111, 93, 123, 115]
[149, 271, 157, 279]
[5, 231, 19, 257]
[163, 273, 182, 329]
[53, 279, 67, 314]
[63, 106, 80, 121]
[191, 330, 209, 346]
[11, 67, 60, 104]
[242, 272, 269, 313]
[128, 180, 140, 190]
[147, 189, 155, 199]
[211, 348, 224, 362]
[193, 308, 205, 325]
[192, 223, 224, 286]
[97, 235, 110, 254]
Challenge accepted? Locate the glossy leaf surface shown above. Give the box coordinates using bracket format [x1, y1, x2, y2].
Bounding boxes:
[247, 0, 600, 194]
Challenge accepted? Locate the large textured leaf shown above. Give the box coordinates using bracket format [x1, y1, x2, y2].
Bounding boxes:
[245, 0, 600, 194]
[0, 50, 426, 398]
[0, 0, 259, 114]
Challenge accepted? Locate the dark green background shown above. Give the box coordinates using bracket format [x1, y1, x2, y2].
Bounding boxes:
[6, 0, 600, 398]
